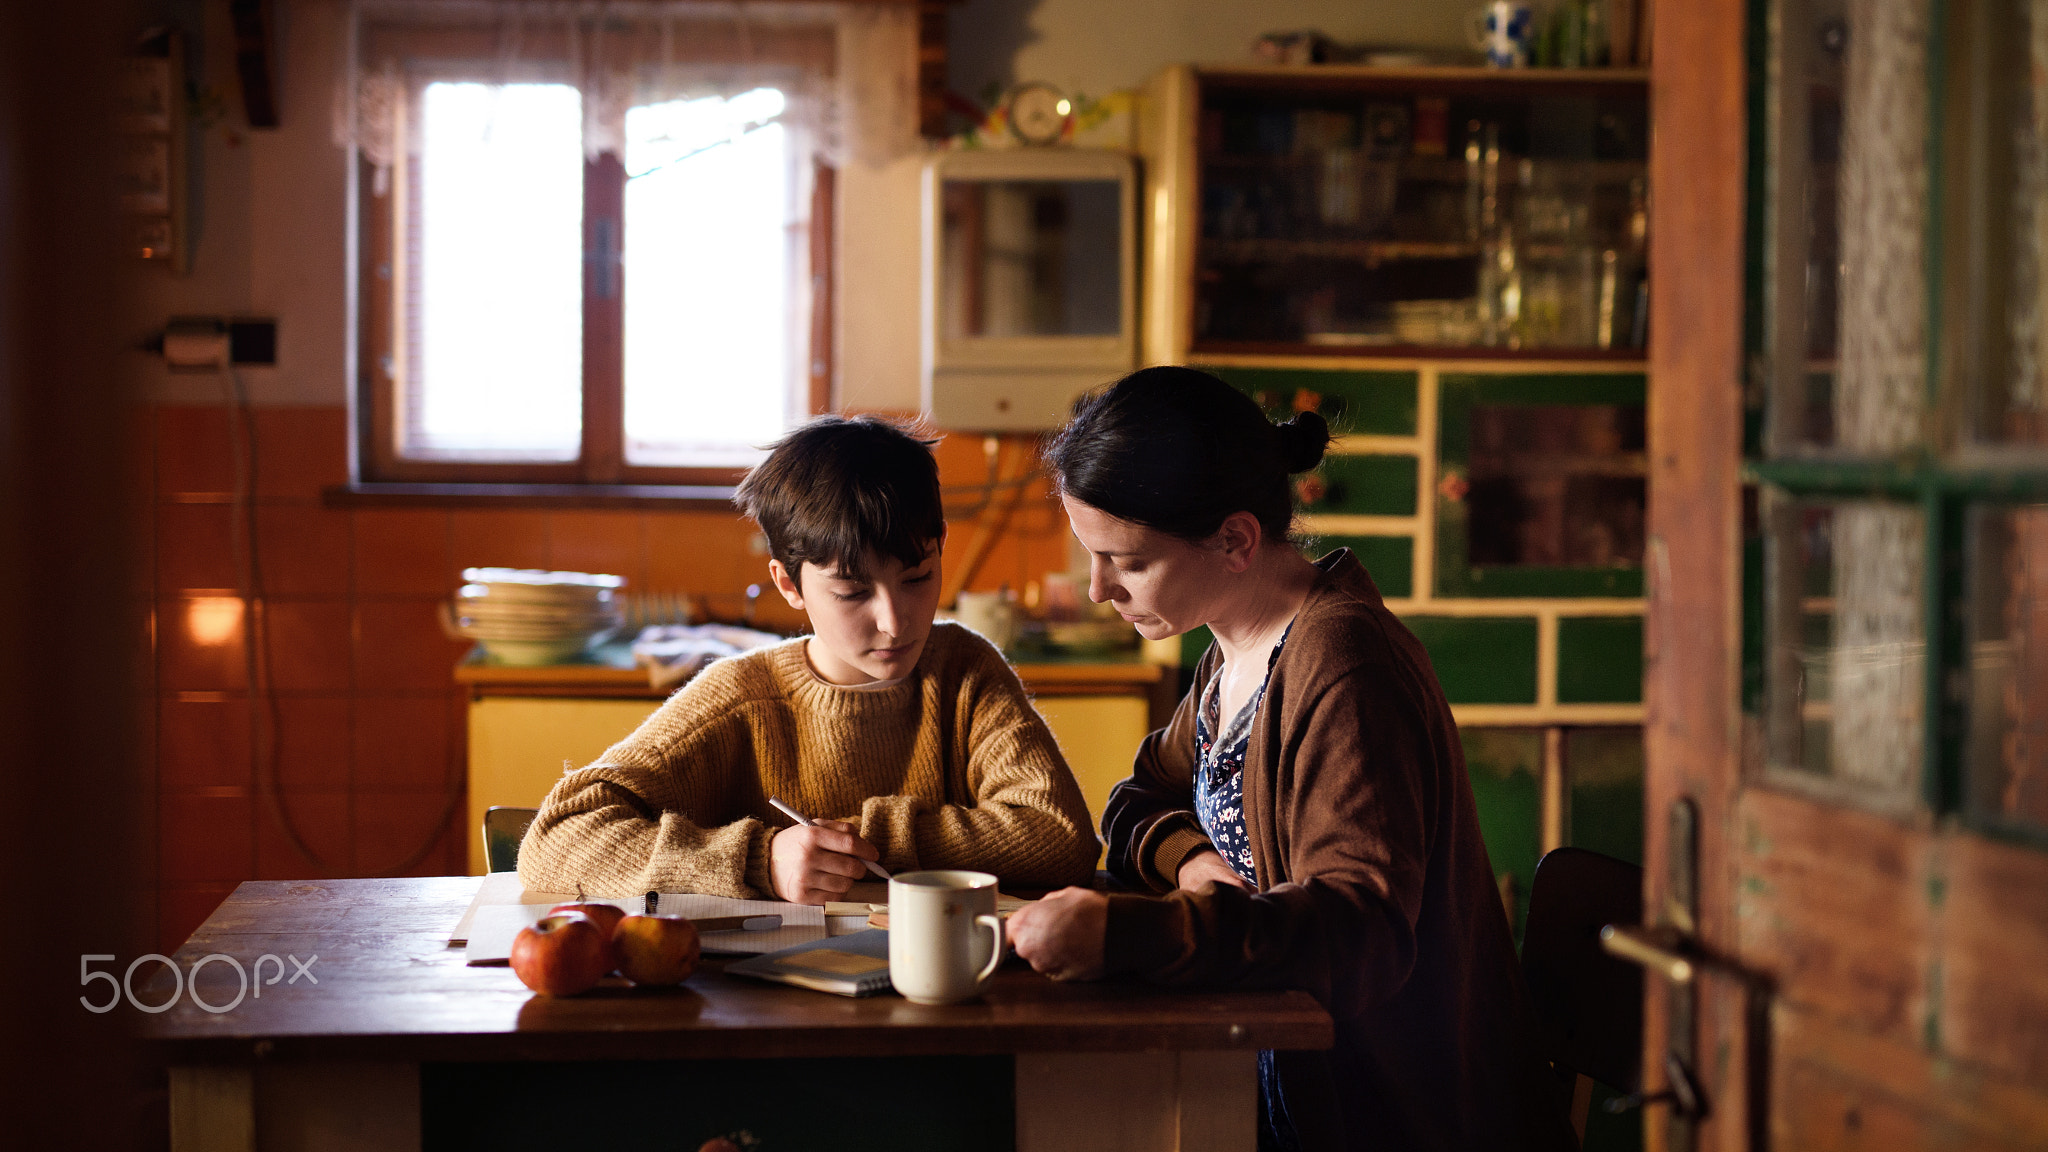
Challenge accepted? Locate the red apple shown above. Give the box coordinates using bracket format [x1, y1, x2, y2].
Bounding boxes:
[613, 914, 701, 986]
[510, 912, 613, 996]
[548, 901, 626, 939]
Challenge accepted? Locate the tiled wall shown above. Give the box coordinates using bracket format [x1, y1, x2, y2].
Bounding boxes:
[150, 405, 1075, 952]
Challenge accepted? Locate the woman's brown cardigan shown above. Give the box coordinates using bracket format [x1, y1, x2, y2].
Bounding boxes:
[1101, 550, 1577, 1151]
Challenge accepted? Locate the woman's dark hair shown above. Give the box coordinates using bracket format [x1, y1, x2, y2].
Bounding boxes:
[733, 415, 943, 587]
[1046, 365, 1331, 543]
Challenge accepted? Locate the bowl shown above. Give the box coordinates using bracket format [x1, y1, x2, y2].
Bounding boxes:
[477, 636, 598, 666]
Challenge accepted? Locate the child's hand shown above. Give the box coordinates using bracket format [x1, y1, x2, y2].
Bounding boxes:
[1007, 887, 1109, 982]
[769, 819, 881, 904]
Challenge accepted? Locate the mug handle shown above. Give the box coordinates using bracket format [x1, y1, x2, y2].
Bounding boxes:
[974, 914, 1004, 985]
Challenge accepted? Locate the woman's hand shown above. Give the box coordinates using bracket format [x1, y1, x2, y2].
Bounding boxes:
[1006, 886, 1109, 982]
[769, 819, 879, 904]
[1177, 848, 1251, 892]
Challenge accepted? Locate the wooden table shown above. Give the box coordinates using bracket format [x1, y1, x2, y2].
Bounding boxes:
[144, 877, 1332, 1152]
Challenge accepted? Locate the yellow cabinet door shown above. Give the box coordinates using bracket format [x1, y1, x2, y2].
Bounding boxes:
[465, 697, 660, 875]
[1030, 696, 1150, 865]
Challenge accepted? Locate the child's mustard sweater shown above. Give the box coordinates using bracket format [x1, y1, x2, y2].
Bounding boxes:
[517, 623, 1100, 898]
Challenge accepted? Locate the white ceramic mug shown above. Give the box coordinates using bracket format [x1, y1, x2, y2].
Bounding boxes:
[888, 870, 1005, 1005]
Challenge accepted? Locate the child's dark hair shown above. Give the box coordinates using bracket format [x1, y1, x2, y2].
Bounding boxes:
[1046, 366, 1330, 543]
[733, 415, 944, 587]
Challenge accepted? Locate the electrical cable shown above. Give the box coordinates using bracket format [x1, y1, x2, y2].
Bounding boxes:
[224, 363, 332, 872]
[225, 364, 464, 877]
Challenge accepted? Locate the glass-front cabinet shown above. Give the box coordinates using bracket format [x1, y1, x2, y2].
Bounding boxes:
[1147, 68, 1648, 358]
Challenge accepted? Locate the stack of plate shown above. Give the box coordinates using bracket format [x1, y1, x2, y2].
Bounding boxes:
[453, 568, 624, 666]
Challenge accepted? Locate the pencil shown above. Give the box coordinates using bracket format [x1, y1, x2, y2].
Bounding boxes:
[766, 796, 892, 880]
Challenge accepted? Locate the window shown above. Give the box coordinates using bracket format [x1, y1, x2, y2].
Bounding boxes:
[352, 8, 846, 488]
[1746, 0, 2048, 840]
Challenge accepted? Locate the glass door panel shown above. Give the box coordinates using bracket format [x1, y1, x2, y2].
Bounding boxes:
[1762, 495, 1927, 802]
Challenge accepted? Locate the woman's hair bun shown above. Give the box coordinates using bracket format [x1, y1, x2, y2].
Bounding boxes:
[1275, 411, 1332, 473]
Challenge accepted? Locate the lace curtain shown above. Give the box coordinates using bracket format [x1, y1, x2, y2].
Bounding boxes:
[1824, 0, 1930, 795]
[337, 0, 918, 193]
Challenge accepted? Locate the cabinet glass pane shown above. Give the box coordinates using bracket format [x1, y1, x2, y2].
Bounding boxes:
[1762, 495, 1925, 800]
[1193, 79, 1647, 353]
[1967, 505, 2048, 830]
[1436, 373, 1646, 598]
[1465, 403, 1644, 568]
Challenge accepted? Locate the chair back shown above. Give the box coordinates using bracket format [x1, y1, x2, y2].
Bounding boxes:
[482, 806, 539, 873]
[1520, 846, 1644, 1092]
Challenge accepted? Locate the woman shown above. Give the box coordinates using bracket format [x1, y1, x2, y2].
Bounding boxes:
[1006, 367, 1575, 1151]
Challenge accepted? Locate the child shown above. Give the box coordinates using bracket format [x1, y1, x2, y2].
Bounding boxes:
[518, 415, 1100, 903]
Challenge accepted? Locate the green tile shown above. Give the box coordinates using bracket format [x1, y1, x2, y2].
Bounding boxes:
[1200, 366, 1419, 436]
[1566, 727, 1644, 866]
[1306, 453, 1417, 516]
[1402, 616, 1539, 704]
[1461, 727, 1543, 945]
[1308, 535, 1413, 598]
[1555, 616, 1645, 703]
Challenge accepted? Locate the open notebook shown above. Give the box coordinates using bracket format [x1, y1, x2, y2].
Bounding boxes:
[458, 877, 829, 964]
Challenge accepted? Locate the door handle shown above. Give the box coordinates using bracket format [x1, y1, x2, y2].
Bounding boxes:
[1600, 923, 1696, 984]
[1601, 922, 1771, 991]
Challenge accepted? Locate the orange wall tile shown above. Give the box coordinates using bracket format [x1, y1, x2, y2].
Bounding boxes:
[449, 510, 551, 574]
[355, 509, 452, 595]
[158, 698, 251, 792]
[255, 506, 353, 598]
[156, 503, 239, 591]
[264, 601, 355, 693]
[256, 792, 354, 880]
[548, 511, 646, 586]
[273, 695, 354, 792]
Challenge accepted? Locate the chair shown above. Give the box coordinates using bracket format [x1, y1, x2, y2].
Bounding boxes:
[482, 806, 540, 873]
[1520, 846, 1644, 1144]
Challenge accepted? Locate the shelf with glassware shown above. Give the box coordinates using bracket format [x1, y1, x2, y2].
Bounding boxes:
[1138, 64, 1650, 362]
[1137, 66, 1649, 908]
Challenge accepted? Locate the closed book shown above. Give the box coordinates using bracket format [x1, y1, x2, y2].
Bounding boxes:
[725, 928, 893, 998]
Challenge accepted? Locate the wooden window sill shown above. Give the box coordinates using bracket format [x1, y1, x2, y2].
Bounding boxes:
[323, 482, 739, 511]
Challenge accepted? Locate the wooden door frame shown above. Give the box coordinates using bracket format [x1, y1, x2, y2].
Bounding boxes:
[1645, 0, 1751, 1148]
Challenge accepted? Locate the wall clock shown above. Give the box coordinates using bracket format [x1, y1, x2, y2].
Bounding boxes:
[1006, 82, 1070, 146]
